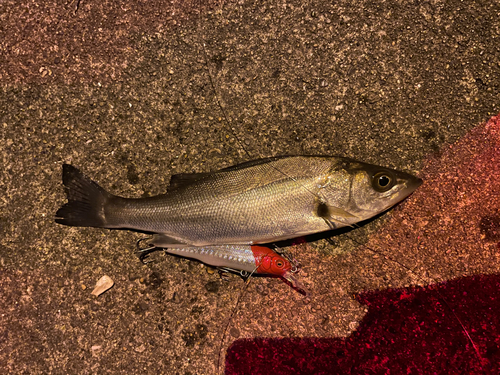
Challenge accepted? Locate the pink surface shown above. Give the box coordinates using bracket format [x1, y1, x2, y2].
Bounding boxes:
[226, 115, 500, 374]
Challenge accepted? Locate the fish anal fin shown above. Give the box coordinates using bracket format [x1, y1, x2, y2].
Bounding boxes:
[149, 234, 192, 248]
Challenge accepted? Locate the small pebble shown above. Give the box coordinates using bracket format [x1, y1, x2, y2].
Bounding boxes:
[229, 327, 240, 338]
[91, 275, 114, 297]
[171, 292, 181, 304]
[255, 284, 264, 295]
[205, 281, 219, 293]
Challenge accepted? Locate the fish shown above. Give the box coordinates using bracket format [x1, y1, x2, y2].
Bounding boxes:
[157, 244, 307, 294]
[55, 156, 422, 247]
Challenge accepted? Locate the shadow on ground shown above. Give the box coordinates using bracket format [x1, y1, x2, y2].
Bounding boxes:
[226, 273, 500, 374]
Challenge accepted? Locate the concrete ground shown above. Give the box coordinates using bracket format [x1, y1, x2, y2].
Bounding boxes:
[1, 0, 499, 373]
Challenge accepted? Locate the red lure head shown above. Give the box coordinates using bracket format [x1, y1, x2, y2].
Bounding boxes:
[250, 246, 292, 277]
[251, 245, 309, 296]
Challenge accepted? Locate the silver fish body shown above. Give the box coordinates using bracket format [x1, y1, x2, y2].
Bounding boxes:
[56, 156, 422, 246]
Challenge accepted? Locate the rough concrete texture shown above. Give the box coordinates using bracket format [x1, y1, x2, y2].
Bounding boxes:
[1, 0, 499, 374]
[226, 274, 500, 374]
[225, 115, 500, 374]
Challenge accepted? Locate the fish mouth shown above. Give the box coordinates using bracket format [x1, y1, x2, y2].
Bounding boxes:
[401, 175, 423, 198]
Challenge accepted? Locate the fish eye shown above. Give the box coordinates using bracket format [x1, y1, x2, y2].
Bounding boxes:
[372, 171, 395, 192]
[275, 260, 284, 268]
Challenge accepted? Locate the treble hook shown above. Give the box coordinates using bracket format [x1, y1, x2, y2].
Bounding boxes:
[135, 236, 160, 264]
[216, 267, 250, 280]
[273, 245, 302, 274]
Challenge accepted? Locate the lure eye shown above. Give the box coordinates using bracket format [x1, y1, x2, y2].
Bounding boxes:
[372, 171, 395, 192]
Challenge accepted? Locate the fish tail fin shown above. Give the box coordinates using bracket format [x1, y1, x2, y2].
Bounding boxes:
[55, 164, 113, 228]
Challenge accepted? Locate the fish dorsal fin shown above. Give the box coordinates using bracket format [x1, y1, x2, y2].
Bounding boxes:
[167, 156, 292, 192]
[219, 156, 286, 172]
[167, 172, 213, 192]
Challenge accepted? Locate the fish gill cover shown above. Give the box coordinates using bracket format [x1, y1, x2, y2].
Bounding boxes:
[225, 114, 500, 374]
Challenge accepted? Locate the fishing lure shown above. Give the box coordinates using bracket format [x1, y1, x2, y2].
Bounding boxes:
[137, 239, 308, 295]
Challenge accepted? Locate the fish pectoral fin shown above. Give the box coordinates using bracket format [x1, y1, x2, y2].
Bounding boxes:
[316, 200, 358, 219]
[148, 234, 193, 248]
[315, 200, 358, 230]
[328, 206, 358, 219]
[323, 217, 356, 230]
